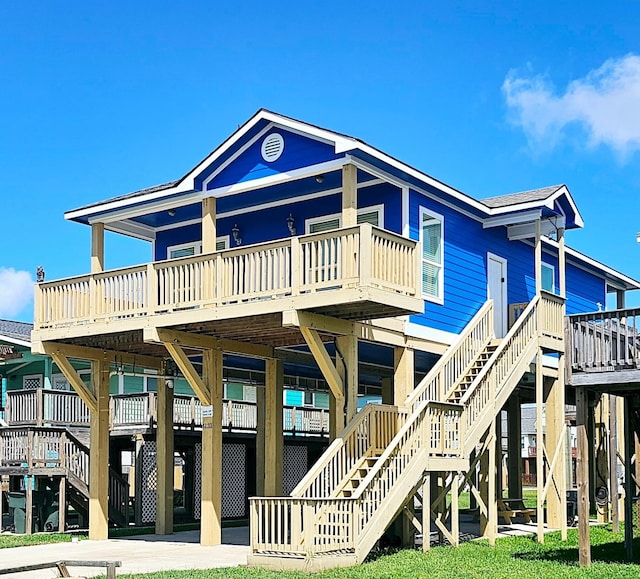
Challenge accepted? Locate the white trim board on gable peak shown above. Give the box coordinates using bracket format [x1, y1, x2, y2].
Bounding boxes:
[66, 109, 583, 234]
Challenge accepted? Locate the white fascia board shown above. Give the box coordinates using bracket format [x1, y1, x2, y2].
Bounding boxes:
[0, 335, 31, 348]
[486, 185, 584, 228]
[90, 158, 349, 227]
[507, 220, 557, 241]
[64, 111, 338, 222]
[543, 237, 640, 290]
[483, 209, 542, 229]
[207, 158, 348, 199]
[103, 219, 156, 242]
[350, 156, 485, 225]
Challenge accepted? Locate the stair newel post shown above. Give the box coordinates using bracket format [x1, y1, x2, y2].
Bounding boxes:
[353, 497, 361, 552]
[27, 430, 33, 468]
[36, 388, 43, 427]
[149, 392, 156, 429]
[303, 500, 315, 556]
[108, 397, 114, 430]
[370, 407, 378, 455]
[60, 430, 67, 471]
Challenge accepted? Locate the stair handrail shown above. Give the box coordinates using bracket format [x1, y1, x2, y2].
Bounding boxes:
[298, 399, 462, 557]
[404, 300, 494, 411]
[291, 404, 401, 498]
[460, 295, 540, 450]
[350, 400, 462, 503]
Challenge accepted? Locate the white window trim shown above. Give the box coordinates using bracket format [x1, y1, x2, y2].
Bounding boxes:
[166, 236, 230, 259]
[304, 204, 384, 233]
[541, 262, 556, 293]
[419, 207, 445, 304]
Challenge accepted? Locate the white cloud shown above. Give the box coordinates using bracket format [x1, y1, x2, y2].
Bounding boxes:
[0, 268, 34, 318]
[503, 54, 640, 157]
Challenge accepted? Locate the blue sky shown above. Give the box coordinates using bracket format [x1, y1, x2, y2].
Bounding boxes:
[1, 2, 639, 321]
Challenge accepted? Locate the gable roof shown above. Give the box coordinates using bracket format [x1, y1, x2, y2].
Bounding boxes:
[64, 109, 584, 233]
[482, 186, 565, 208]
[0, 319, 32, 347]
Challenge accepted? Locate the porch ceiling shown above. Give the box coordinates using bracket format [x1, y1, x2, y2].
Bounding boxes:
[49, 312, 329, 359]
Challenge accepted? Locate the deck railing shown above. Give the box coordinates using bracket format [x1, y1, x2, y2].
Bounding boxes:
[0, 427, 128, 524]
[34, 224, 419, 330]
[567, 307, 640, 373]
[4, 389, 329, 436]
[250, 399, 462, 557]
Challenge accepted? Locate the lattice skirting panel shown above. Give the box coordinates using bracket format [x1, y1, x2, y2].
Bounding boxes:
[141, 440, 158, 524]
[193, 442, 247, 520]
[283, 445, 308, 495]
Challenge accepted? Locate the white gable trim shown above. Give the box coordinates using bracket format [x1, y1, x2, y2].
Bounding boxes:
[0, 335, 31, 348]
[89, 158, 349, 227]
[68, 111, 584, 235]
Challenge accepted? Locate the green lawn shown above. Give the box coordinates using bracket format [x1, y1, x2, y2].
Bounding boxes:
[0, 532, 85, 549]
[458, 488, 537, 511]
[115, 525, 640, 579]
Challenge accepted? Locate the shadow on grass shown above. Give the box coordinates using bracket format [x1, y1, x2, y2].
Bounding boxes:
[513, 535, 640, 566]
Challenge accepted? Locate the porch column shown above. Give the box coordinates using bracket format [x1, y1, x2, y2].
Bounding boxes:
[342, 164, 357, 227]
[506, 394, 523, 499]
[534, 219, 542, 295]
[616, 290, 626, 309]
[535, 346, 544, 542]
[558, 225, 566, 297]
[576, 386, 591, 566]
[329, 393, 345, 440]
[394, 347, 414, 405]
[156, 378, 174, 535]
[89, 358, 109, 540]
[91, 222, 105, 273]
[610, 395, 619, 532]
[336, 335, 358, 423]
[255, 385, 265, 496]
[202, 197, 217, 253]
[595, 396, 610, 523]
[264, 359, 283, 496]
[546, 373, 567, 537]
[201, 349, 223, 546]
[624, 396, 634, 561]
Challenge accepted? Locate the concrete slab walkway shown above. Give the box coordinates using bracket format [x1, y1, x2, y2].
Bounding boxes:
[0, 527, 250, 578]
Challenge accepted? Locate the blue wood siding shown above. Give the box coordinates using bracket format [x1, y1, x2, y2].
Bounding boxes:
[154, 184, 402, 260]
[565, 262, 605, 315]
[206, 129, 341, 191]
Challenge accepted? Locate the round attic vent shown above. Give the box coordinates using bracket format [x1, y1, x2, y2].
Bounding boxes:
[261, 133, 284, 162]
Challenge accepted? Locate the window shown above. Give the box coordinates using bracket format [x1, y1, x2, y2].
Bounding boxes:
[305, 205, 383, 234]
[420, 208, 444, 302]
[167, 237, 229, 259]
[23, 374, 43, 390]
[541, 263, 555, 293]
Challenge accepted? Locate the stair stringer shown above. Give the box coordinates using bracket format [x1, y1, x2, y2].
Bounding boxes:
[354, 449, 429, 561]
[249, 296, 546, 570]
[464, 339, 537, 453]
[350, 297, 541, 561]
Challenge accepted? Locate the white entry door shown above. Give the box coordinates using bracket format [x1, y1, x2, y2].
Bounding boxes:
[487, 253, 507, 338]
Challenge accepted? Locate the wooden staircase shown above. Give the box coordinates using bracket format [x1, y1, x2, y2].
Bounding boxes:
[249, 293, 564, 570]
[0, 426, 129, 528]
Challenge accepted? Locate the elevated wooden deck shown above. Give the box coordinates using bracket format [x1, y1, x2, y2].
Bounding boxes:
[4, 388, 329, 438]
[566, 307, 640, 391]
[32, 224, 422, 352]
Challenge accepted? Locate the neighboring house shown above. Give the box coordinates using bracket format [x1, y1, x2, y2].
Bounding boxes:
[17, 110, 640, 568]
